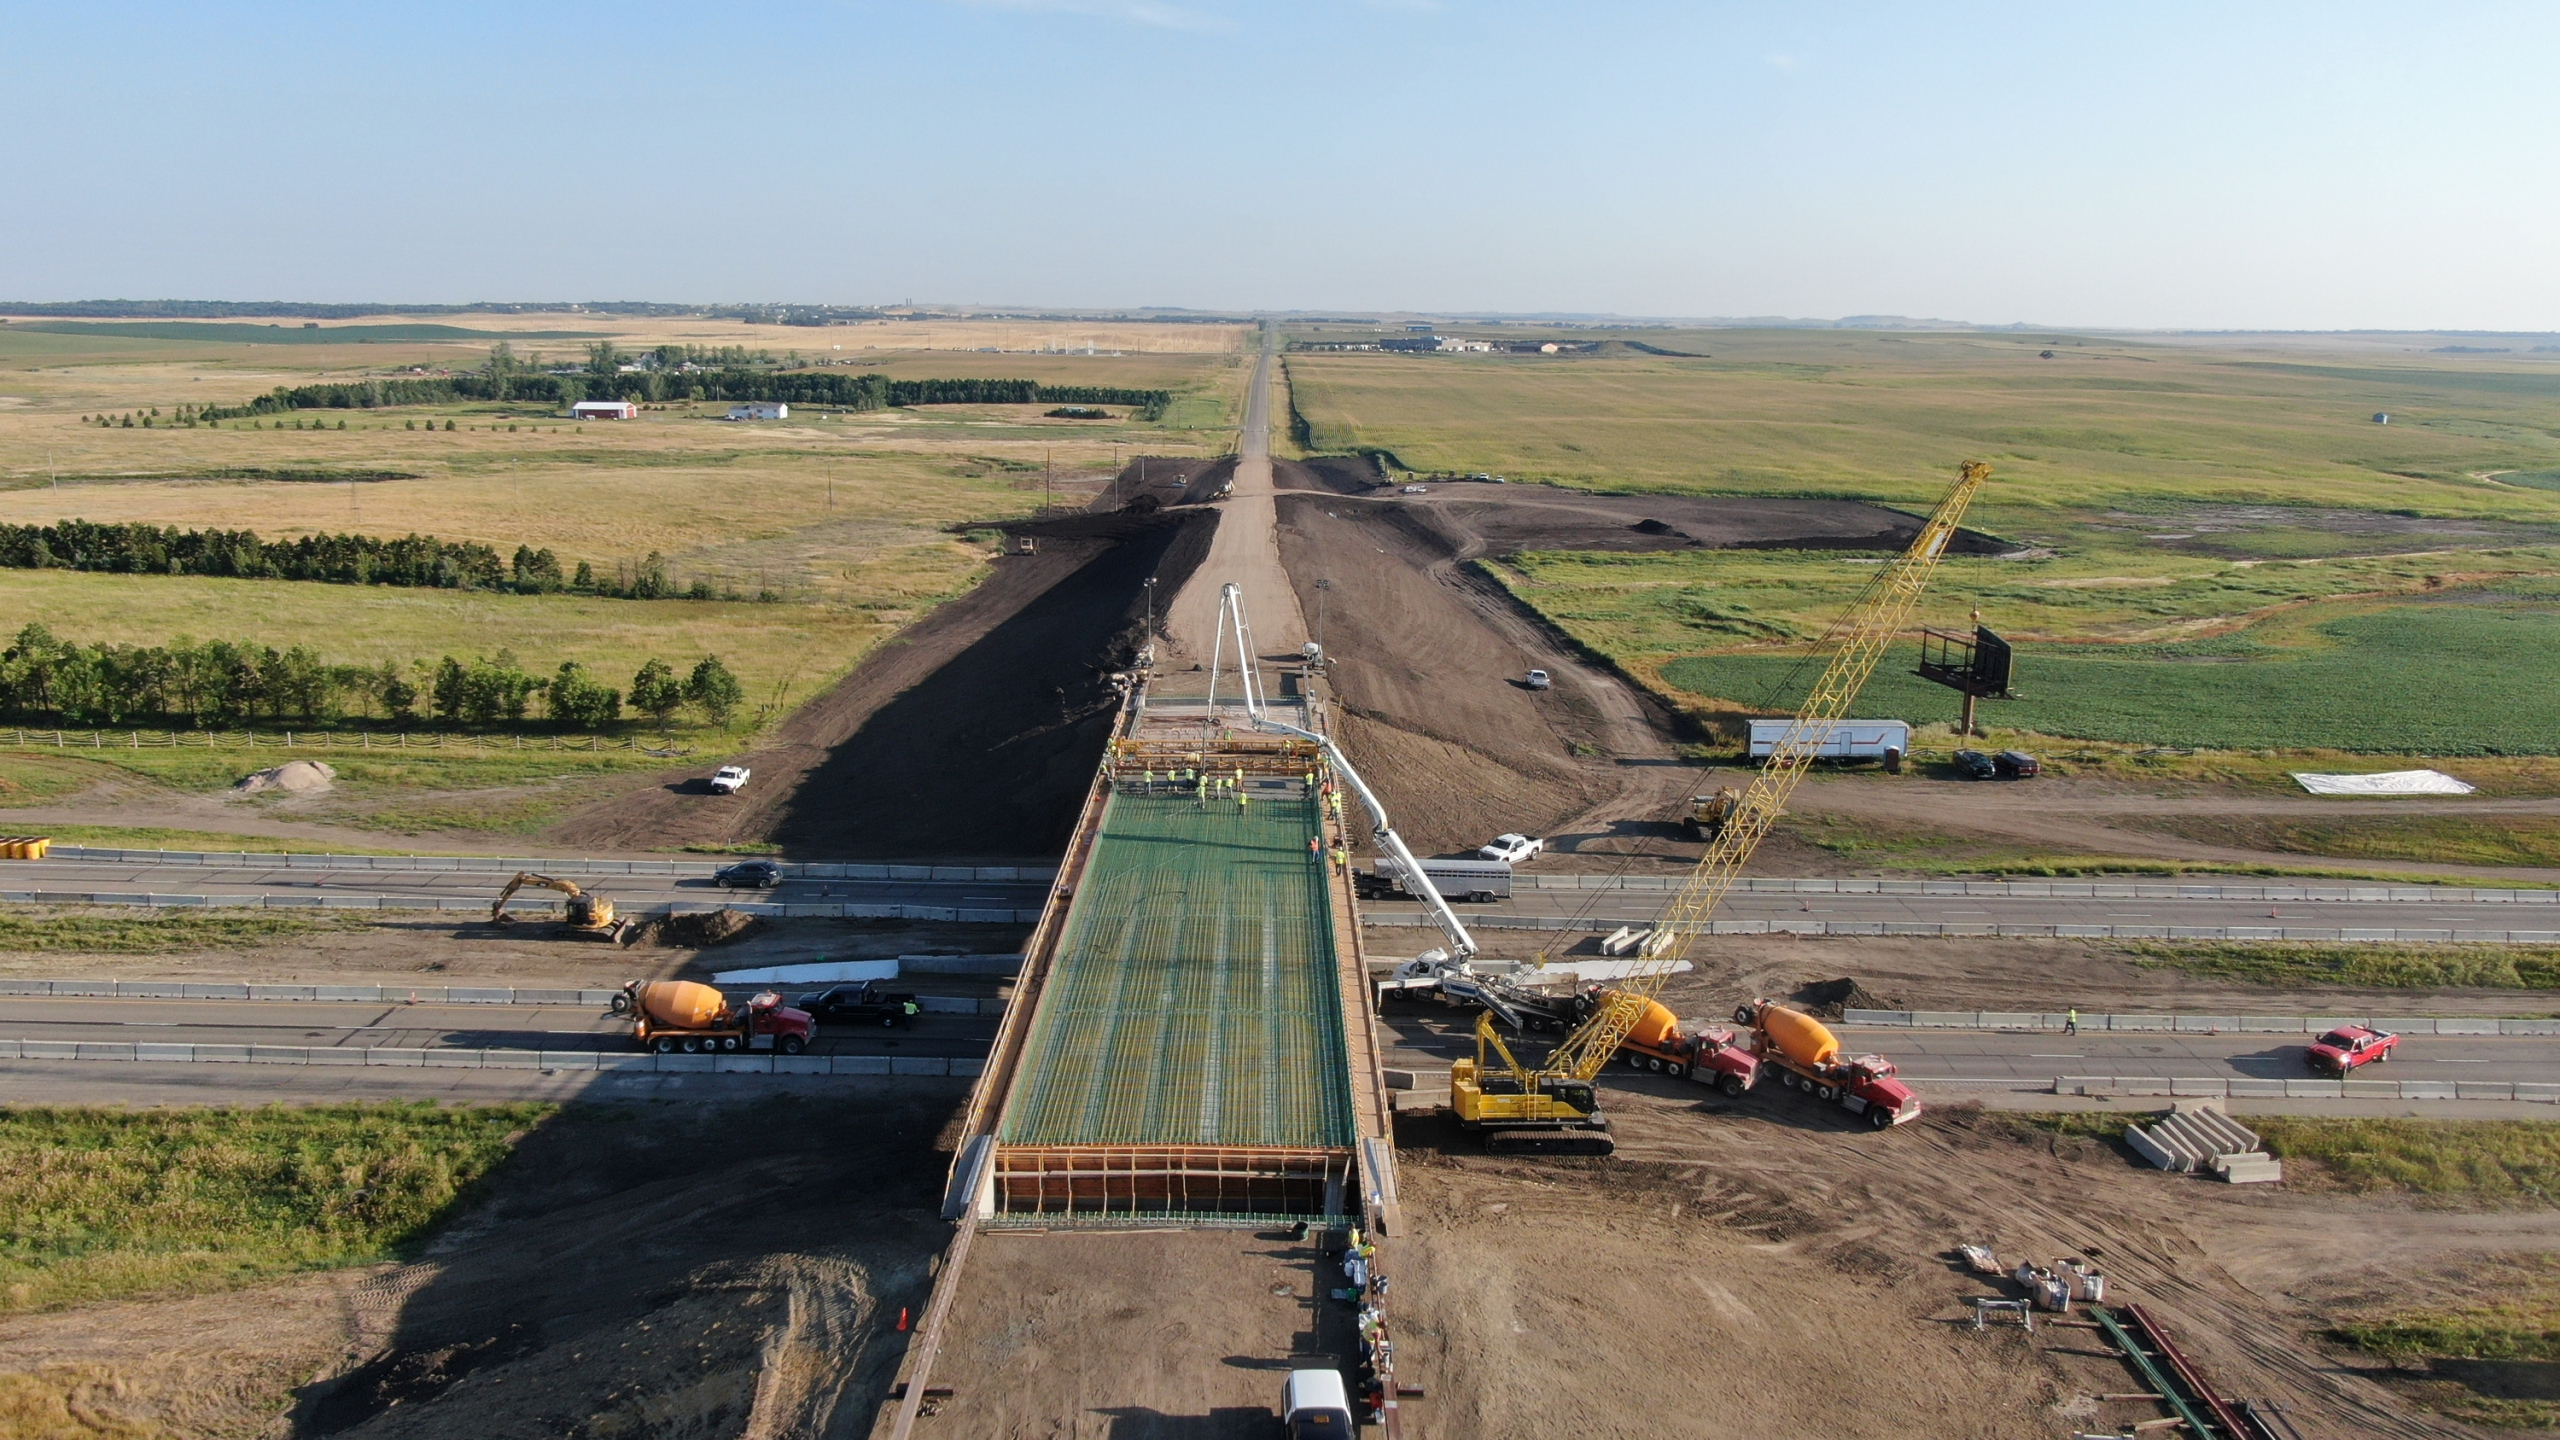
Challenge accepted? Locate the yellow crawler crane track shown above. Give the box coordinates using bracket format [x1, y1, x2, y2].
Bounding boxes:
[1536, 460, 1993, 1084]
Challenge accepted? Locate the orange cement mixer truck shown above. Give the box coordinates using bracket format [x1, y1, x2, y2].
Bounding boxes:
[1731, 999, 1919, 1128]
[611, 980, 815, 1055]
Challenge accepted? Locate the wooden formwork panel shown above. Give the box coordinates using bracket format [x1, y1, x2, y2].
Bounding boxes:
[993, 1143, 1353, 1218]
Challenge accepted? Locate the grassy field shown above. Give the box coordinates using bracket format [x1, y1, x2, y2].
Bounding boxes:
[1656, 601, 2560, 753]
[2328, 1253, 2560, 1428]
[2254, 1117, 2560, 1205]
[0, 1103, 545, 1313]
[0, 909, 366, 953]
[1283, 329, 2560, 529]
[2128, 940, 2560, 991]
[2120, 814, 2560, 868]
[1780, 811, 2546, 884]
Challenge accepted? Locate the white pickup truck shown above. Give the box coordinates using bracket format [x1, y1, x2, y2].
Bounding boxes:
[710, 765, 751, 795]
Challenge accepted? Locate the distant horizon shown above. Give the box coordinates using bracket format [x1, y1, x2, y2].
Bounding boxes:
[6, 302, 2560, 341]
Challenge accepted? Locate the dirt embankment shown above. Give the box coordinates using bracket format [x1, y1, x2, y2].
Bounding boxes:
[0, 1096, 965, 1440]
[1391, 1098, 2487, 1439]
[549, 503, 1217, 861]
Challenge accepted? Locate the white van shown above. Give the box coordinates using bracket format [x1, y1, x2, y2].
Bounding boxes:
[1283, 1371, 1355, 1437]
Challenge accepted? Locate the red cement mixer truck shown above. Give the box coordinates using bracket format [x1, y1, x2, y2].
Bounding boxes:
[611, 980, 815, 1055]
[1598, 990, 1760, 1096]
[1732, 999, 1920, 1128]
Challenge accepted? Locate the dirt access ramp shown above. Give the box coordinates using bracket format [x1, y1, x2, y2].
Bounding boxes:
[890, 1228, 1357, 1438]
[1271, 461, 1959, 856]
[548, 505, 1216, 861]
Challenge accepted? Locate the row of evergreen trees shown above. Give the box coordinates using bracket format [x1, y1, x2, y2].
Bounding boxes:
[0, 624, 743, 732]
[0, 522, 734, 601]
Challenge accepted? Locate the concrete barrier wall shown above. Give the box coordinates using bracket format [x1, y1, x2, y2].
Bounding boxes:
[1362, 914, 2560, 944]
[1507, 875, 2560, 904]
[2054, 1074, 2560, 1103]
[0, 1036, 981, 1077]
[0, 892, 1048, 923]
[1841, 1007, 2560, 1036]
[0, 978, 1013, 1016]
[42, 847, 1059, 884]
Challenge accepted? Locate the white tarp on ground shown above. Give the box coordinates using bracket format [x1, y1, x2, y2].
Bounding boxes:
[2292, 769, 2477, 797]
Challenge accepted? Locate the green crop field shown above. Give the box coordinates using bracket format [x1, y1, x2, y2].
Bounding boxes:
[1659, 603, 2560, 753]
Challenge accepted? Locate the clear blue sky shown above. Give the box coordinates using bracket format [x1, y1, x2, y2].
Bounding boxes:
[5, 1, 2555, 329]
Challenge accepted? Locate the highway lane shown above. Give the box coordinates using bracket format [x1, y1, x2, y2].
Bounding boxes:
[0, 857, 1051, 911]
[0, 995, 998, 1060]
[1373, 1007, 2560, 1086]
[1362, 886, 2560, 936]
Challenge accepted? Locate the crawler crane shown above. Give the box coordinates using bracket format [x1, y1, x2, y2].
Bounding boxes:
[1449, 460, 1994, 1150]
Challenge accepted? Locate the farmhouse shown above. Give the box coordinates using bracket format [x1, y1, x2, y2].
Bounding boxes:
[570, 399, 638, 420]
[727, 401, 789, 421]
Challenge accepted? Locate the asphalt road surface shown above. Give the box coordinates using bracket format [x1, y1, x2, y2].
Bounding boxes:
[1374, 1007, 2559, 1088]
[0, 994, 999, 1061]
[2, 857, 1051, 912]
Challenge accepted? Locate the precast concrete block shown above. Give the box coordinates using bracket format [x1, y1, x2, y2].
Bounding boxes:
[2174, 1016, 2239, 1033]
[2109, 1015, 2173, 1032]
[832, 1056, 892, 1076]
[2237, 1015, 2307, 1033]
[2502, 1019, 2560, 1036]
[75, 1042, 137, 1061]
[181, 983, 251, 1000]
[364, 1048, 428, 1066]
[537, 1052, 599, 1071]
[2226, 1079, 2287, 1098]
[2370, 1018, 2440, 1036]
[2433, 1018, 2501, 1036]
[478, 1050, 539, 1070]
[2121, 1077, 2172, 1096]
[1977, 1012, 2043, 1030]
[652, 1054, 713, 1073]
[2397, 1082, 2458, 1101]
[1841, 1010, 1913, 1027]
[314, 986, 384, 1002]
[193, 1044, 252, 1063]
[305, 1048, 366, 1066]
[2284, 1079, 2343, 1098]
[248, 985, 318, 1001]
[117, 983, 187, 999]
[248, 1046, 310, 1064]
[950, 1058, 986, 1078]
[51, 981, 116, 997]
[891, 1057, 950, 1076]
[0, 980, 51, 996]
[578, 991, 623, 1008]
[1911, 1011, 1977, 1028]
[714, 1056, 773, 1074]
[593, 1054, 652, 1071]
[0, 1039, 19, 1058]
[2170, 1078, 2229, 1097]
[773, 1056, 830, 1076]
[2456, 1082, 2517, 1101]
[447, 987, 512, 1004]
[2340, 1079, 2398, 1098]
[419, 1050, 484, 1068]
[134, 1043, 196, 1062]
[2515, 1083, 2560, 1104]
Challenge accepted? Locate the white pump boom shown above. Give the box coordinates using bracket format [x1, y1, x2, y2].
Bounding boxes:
[1211, 582, 1479, 964]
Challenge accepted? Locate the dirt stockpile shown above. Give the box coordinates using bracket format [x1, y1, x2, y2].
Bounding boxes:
[636, 907, 766, 948]
[232, 759, 336, 795]
[549, 507, 1216, 861]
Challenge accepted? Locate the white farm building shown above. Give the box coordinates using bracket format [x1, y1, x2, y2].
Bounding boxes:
[570, 399, 638, 420]
[727, 401, 789, 421]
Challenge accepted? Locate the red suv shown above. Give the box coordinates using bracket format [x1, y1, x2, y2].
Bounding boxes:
[2306, 1025, 2398, 1074]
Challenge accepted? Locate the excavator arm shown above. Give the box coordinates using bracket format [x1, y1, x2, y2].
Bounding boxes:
[1539, 461, 1994, 1083]
[491, 871, 584, 925]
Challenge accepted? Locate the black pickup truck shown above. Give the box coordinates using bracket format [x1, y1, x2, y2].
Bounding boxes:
[794, 982, 920, 1028]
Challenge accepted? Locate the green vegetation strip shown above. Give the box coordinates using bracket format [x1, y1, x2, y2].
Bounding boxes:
[0, 1103, 546, 1312]
[0, 909, 366, 953]
[2131, 941, 2560, 991]
[2256, 1117, 2560, 1205]
[1000, 791, 1354, 1150]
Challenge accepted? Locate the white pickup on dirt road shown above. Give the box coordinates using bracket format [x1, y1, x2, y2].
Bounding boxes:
[710, 766, 750, 794]
[1478, 833, 1544, 863]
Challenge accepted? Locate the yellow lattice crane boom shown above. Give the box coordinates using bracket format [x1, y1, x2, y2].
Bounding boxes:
[1451, 461, 1991, 1148]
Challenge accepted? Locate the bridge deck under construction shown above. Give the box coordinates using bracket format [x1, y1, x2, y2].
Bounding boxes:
[997, 788, 1355, 1151]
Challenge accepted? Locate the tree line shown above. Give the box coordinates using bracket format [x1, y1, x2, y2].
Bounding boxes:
[199, 372, 1172, 421]
[0, 625, 745, 732]
[0, 522, 740, 601]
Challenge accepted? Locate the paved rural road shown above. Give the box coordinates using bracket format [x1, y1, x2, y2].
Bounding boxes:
[1, 857, 1051, 911]
[0, 994, 999, 1060]
[1162, 323, 1306, 661]
[1361, 886, 2560, 935]
[1374, 1012, 2560, 1087]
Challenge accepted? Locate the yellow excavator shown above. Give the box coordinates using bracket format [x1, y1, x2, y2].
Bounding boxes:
[490, 871, 639, 945]
[1453, 461, 1993, 1150]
